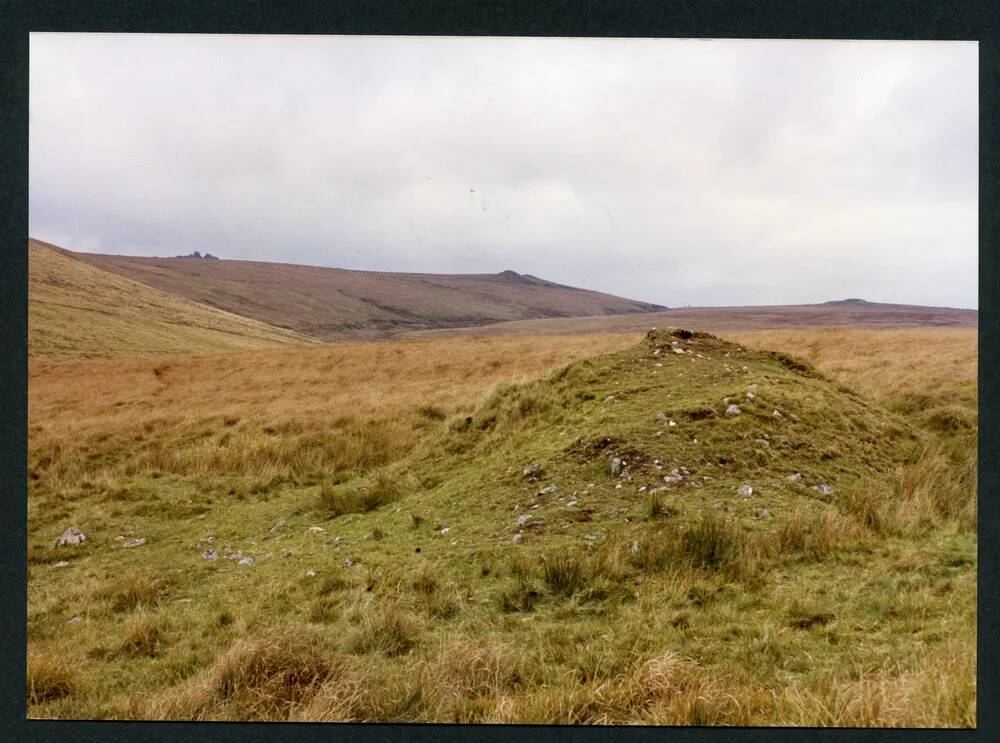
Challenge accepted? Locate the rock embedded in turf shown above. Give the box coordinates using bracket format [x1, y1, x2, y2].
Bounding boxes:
[522, 462, 544, 480]
[739, 484, 754, 497]
[123, 537, 146, 548]
[56, 526, 86, 547]
[54, 560, 70, 567]
[201, 549, 218, 560]
[725, 404, 742, 416]
[610, 457, 623, 476]
[539, 484, 557, 495]
[788, 472, 802, 482]
[237, 556, 254, 566]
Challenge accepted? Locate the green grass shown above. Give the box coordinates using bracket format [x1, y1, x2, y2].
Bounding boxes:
[26, 328, 976, 724]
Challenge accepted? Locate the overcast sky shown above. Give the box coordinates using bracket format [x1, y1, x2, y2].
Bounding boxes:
[29, 34, 977, 308]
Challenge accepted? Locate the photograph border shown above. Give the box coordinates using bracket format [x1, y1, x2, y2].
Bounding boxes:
[2, 2, 996, 741]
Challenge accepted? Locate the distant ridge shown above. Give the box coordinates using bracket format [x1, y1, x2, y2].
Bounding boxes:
[63, 246, 667, 340]
[822, 298, 869, 306]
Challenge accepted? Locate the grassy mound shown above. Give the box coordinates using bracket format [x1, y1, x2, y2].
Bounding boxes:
[345, 328, 917, 565]
[27, 329, 975, 725]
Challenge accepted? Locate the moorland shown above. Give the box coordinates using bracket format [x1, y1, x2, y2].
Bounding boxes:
[26, 240, 977, 725]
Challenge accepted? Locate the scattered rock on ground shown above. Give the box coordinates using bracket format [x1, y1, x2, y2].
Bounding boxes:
[725, 404, 742, 417]
[738, 484, 754, 497]
[68, 616, 81, 624]
[522, 462, 545, 480]
[237, 556, 254, 566]
[788, 472, 802, 482]
[512, 532, 523, 543]
[56, 527, 86, 547]
[54, 560, 70, 568]
[539, 484, 557, 495]
[123, 538, 146, 549]
[305, 570, 316, 577]
[611, 457, 623, 476]
[757, 509, 773, 519]
[772, 410, 783, 419]
[201, 549, 218, 560]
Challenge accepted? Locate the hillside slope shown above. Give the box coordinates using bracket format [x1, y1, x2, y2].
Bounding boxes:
[66, 249, 665, 339]
[29, 239, 316, 358]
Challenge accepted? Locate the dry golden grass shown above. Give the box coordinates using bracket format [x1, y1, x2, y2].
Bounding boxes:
[28, 333, 636, 492]
[29, 239, 315, 358]
[26, 325, 977, 726]
[725, 327, 977, 405]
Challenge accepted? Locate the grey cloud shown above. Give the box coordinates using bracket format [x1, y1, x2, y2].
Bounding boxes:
[29, 35, 977, 308]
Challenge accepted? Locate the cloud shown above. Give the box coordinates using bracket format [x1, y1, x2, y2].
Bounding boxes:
[29, 35, 978, 308]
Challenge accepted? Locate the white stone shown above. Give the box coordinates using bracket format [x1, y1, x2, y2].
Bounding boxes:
[56, 527, 86, 547]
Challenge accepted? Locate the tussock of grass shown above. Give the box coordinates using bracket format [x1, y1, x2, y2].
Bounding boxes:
[119, 613, 166, 657]
[541, 552, 590, 597]
[319, 469, 401, 516]
[345, 602, 420, 657]
[411, 566, 461, 619]
[156, 625, 342, 720]
[420, 640, 522, 720]
[102, 572, 172, 613]
[27, 651, 79, 706]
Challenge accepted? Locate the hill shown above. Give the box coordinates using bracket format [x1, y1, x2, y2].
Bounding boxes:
[63, 247, 665, 340]
[27, 327, 977, 724]
[405, 301, 977, 339]
[28, 239, 316, 358]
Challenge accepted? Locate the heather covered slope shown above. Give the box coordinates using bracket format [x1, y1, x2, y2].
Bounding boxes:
[29, 240, 316, 358]
[67, 248, 665, 339]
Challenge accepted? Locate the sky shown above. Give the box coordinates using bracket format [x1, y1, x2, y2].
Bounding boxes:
[29, 35, 978, 308]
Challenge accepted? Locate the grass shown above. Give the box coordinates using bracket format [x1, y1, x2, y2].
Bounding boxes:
[29, 239, 314, 358]
[26, 326, 976, 725]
